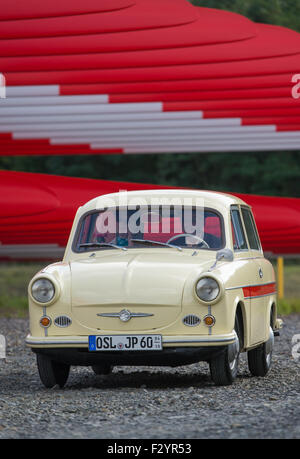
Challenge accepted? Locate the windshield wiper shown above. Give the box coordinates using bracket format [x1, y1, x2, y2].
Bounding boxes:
[131, 239, 182, 252]
[79, 242, 127, 251]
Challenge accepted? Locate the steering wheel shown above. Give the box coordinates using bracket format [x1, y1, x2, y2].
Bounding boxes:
[167, 233, 210, 249]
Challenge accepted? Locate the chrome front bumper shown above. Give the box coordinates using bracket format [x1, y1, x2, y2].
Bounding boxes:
[25, 332, 237, 349]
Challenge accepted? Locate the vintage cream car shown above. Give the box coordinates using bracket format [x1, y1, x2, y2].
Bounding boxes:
[26, 190, 282, 388]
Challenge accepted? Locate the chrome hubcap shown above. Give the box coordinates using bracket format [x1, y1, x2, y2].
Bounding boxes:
[228, 331, 240, 371]
[265, 326, 274, 367]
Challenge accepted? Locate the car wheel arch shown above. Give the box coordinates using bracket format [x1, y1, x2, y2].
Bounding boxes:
[270, 302, 277, 330]
[234, 301, 246, 351]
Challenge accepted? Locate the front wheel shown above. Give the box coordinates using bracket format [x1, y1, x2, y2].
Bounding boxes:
[209, 318, 241, 386]
[247, 327, 274, 377]
[37, 354, 70, 388]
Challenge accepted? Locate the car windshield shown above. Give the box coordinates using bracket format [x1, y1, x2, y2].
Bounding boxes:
[75, 205, 224, 252]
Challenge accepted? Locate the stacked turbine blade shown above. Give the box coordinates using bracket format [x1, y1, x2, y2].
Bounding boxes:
[0, 0, 300, 155]
[0, 1, 299, 258]
[0, 171, 299, 258]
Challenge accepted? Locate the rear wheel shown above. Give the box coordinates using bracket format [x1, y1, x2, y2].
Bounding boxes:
[92, 364, 113, 375]
[37, 354, 70, 388]
[247, 326, 274, 377]
[209, 316, 241, 386]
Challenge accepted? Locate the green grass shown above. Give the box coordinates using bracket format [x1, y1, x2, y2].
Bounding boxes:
[0, 262, 45, 318]
[0, 260, 299, 318]
[272, 260, 300, 315]
[278, 298, 300, 315]
[273, 263, 300, 298]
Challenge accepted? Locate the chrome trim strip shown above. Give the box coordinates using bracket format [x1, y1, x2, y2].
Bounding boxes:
[97, 312, 154, 318]
[225, 281, 276, 291]
[234, 256, 263, 259]
[26, 337, 88, 346]
[244, 292, 277, 300]
[26, 335, 235, 346]
[208, 305, 212, 335]
[43, 307, 48, 337]
[163, 337, 235, 344]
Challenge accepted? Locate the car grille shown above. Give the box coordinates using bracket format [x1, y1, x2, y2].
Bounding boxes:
[54, 315, 72, 328]
[182, 315, 201, 327]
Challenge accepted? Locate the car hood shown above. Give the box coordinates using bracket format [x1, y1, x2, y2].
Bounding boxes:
[69, 250, 215, 331]
[70, 252, 214, 305]
[70, 250, 214, 308]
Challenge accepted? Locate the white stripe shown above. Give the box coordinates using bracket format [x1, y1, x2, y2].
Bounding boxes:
[12, 126, 276, 139]
[49, 131, 300, 145]
[0, 111, 204, 124]
[0, 102, 163, 116]
[89, 136, 300, 149]
[0, 118, 242, 131]
[125, 142, 300, 153]
[0, 95, 109, 106]
[0, 119, 245, 133]
[0, 119, 244, 132]
[90, 136, 300, 148]
[6, 85, 60, 97]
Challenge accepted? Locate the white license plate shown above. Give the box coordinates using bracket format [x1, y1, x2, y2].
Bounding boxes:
[89, 335, 162, 351]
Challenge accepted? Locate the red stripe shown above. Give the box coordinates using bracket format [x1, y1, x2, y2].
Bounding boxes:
[242, 117, 300, 126]
[0, 146, 123, 156]
[0, 133, 12, 140]
[203, 108, 300, 119]
[163, 98, 300, 112]
[243, 283, 276, 298]
[277, 124, 300, 131]
[242, 287, 252, 298]
[59, 75, 295, 96]
[109, 88, 291, 104]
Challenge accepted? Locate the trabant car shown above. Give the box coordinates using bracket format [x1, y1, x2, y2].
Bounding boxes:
[26, 190, 282, 387]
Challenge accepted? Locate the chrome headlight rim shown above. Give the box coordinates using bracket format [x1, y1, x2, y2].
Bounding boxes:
[29, 275, 60, 306]
[195, 275, 223, 305]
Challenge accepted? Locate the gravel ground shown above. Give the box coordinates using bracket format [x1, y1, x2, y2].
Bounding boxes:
[0, 315, 299, 439]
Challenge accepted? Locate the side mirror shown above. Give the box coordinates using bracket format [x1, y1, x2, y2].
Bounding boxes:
[210, 249, 234, 270]
[216, 248, 234, 263]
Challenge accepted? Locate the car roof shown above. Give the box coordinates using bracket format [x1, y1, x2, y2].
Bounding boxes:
[78, 189, 249, 215]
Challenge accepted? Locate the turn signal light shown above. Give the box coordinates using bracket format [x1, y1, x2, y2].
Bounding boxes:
[40, 316, 51, 328]
[204, 315, 216, 327]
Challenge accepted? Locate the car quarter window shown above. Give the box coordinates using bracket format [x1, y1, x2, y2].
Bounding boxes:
[231, 207, 248, 251]
[241, 207, 261, 251]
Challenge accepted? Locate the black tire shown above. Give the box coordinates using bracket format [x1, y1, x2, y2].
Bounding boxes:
[37, 354, 70, 388]
[209, 316, 241, 386]
[248, 327, 274, 377]
[92, 364, 113, 375]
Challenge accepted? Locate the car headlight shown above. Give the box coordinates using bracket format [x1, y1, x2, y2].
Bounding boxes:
[31, 278, 55, 304]
[196, 277, 220, 302]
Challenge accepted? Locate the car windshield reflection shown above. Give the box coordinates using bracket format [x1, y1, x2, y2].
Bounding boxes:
[76, 205, 225, 252]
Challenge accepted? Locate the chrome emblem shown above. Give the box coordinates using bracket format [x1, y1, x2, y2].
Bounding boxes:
[97, 309, 154, 322]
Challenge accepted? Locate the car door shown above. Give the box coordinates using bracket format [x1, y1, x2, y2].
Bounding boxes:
[230, 206, 258, 345]
[240, 206, 273, 344]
